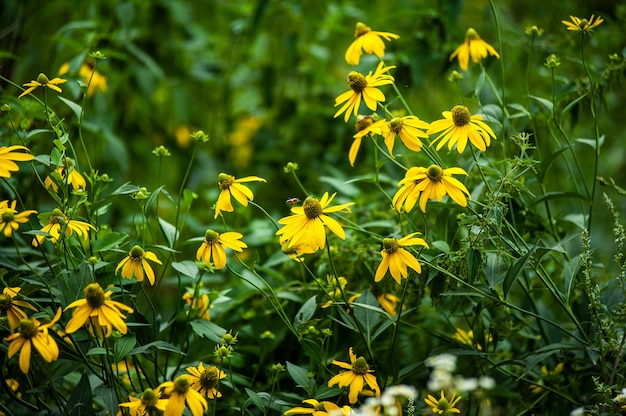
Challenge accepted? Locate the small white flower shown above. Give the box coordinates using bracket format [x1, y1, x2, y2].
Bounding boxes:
[425, 353, 457, 372]
[455, 376, 478, 392]
[478, 376, 496, 390]
[569, 407, 584, 416]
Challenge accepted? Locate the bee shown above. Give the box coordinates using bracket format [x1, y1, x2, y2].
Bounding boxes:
[285, 197, 301, 206]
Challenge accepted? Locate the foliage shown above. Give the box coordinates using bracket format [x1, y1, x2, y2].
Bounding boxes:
[1, 1, 626, 416]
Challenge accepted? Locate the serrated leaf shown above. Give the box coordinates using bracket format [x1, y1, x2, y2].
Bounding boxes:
[189, 319, 226, 343]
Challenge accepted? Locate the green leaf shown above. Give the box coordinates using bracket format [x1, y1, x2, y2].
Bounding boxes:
[539, 145, 571, 182]
[564, 253, 583, 303]
[559, 93, 588, 122]
[467, 248, 482, 285]
[114, 334, 137, 362]
[128, 341, 184, 356]
[286, 361, 313, 394]
[244, 388, 269, 412]
[66, 373, 95, 416]
[528, 95, 554, 114]
[158, 217, 178, 247]
[189, 319, 226, 343]
[91, 231, 128, 253]
[26, 128, 53, 140]
[171, 260, 199, 278]
[294, 295, 317, 327]
[503, 246, 537, 299]
[86, 347, 107, 356]
[532, 191, 587, 205]
[353, 290, 380, 344]
[57, 96, 83, 120]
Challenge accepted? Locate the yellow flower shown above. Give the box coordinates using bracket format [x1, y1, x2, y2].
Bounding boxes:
[379, 116, 430, 155]
[276, 192, 354, 251]
[183, 290, 211, 321]
[214, 173, 266, 219]
[375, 233, 428, 284]
[345, 22, 400, 66]
[424, 390, 461, 414]
[328, 347, 380, 404]
[375, 292, 400, 316]
[0, 200, 37, 238]
[392, 165, 471, 213]
[280, 238, 318, 262]
[196, 229, 247, 270]
[58, 62, 108, 96]
[18, 73, 67, 99]
[449, 28, 500, 71]
[158, 375, 208, 416]
[427, 105, 496, 153]
[530, 363, 564, 394]
[31, 208, 95, 247]
[320, 275, 349, 308]
[0, 287, 37, 330]
[115, 245, 163, 285]
[118, 388, 168, 416]
[561, 15, 603, 33]
[5, 307, 62, 374]
[285, 399, 350, 415]
[334, 61, 395, 123]
[453, 328, 490, 351]
[64, 283, 134, 337]
[348, 115, 378, 166]
[0, 145, 35, 178]
[186, 362, 226, 399]
[44, 158, 87, 192]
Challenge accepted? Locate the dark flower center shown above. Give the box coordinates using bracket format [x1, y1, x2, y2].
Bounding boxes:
[2, 210, 15, 222]
[351, 356, 369, 375]
[354, 22, 371, 38]
[37, 73, 50, 84]
[579, 19, 589, 30]
[173, 376, 190, 394]
[0, 294, 12, 312]
[389, 117, 404, 134]
[382, 237, 398, 254]
[49, 208, 67, 225]
[355, 115, 375, 133]
[302, 197, 323, 219]
[84, 283, 106, 308]
[130, 245, 145, 260]
[465, 28, 479, 41]
[140, 388, 158, 406]
[347, 72, 367, 93]
[451, 105, 471, 127]
[200, 366, 220, 389]
[218, 173, 234, 190]
[426, 165, 444, 182]
[18, 319, 37, 339]
[204, 229, 219, 244]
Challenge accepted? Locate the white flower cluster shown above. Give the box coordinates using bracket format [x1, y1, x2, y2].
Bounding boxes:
[349, 384, 418, 416]
[426, 353, 495, 393]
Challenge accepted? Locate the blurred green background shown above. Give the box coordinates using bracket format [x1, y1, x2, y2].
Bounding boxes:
[1, 0, 625, 251]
